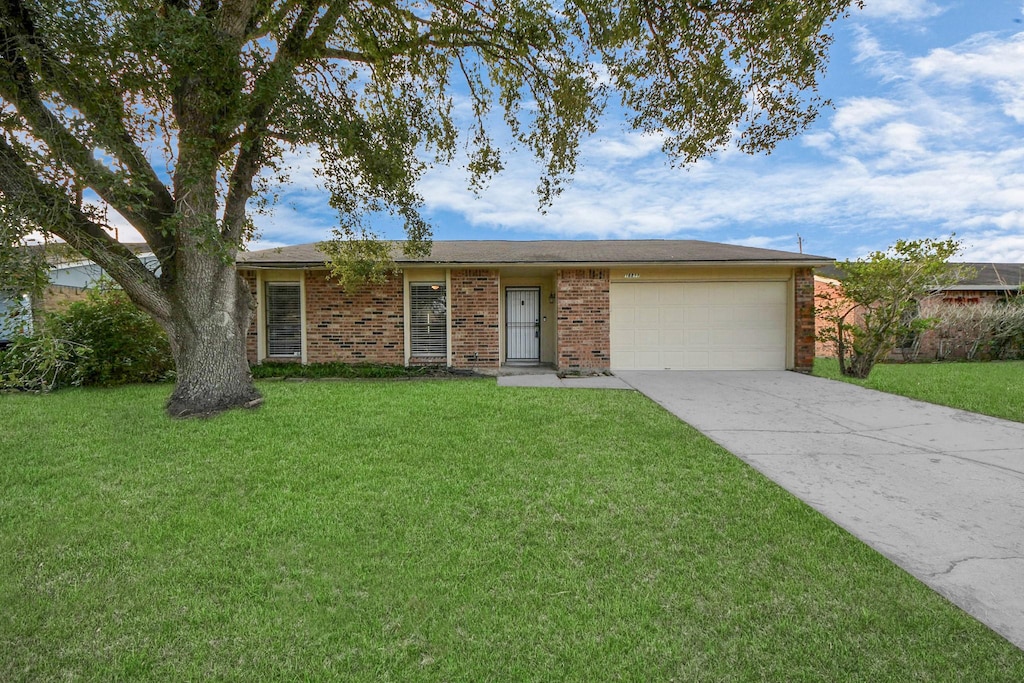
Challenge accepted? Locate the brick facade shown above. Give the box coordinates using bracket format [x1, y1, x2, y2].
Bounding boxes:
[304, 270, 404, 364]
[793, 267, 815, 372]
[449, 269, 500, 370]
[555, 269, 610, 371]
[35, 284, 90, 314]
[245, 264, 815, 372]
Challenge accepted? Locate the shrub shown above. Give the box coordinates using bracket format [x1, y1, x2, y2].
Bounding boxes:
[0, 332, 85, 391]
[0, 284, 174, 391]
[251, 361, 444, 380]
[50, 284, 175, 386]
[928, 299, 1024, 361]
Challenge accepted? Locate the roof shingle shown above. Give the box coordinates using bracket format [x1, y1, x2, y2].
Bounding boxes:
[238, 239, 833, 268]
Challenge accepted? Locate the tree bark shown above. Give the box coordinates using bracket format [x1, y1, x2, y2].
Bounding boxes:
[163, 257, 261, 417]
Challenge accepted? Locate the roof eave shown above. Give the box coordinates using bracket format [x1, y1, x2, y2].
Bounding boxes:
[933, 285, 1024, 292]
[239, 258, 833, 269]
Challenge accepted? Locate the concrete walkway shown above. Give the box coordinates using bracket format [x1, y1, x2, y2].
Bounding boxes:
[617, 370, 1024, 650]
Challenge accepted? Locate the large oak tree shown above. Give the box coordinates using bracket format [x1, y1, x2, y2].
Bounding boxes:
[0, 0, 859, 416]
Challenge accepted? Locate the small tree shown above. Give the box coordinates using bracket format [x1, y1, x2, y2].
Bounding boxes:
[816, 238, 971, 378]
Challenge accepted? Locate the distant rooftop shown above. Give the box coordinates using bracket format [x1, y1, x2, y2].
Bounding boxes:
[23, 242, 152, 266]
[238, 239, 833, 268]
[816, 263, 1024, 291]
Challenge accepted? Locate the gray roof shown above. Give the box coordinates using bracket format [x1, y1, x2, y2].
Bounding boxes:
[817, 262, 1024, 291]
[238, 239, 832, 268]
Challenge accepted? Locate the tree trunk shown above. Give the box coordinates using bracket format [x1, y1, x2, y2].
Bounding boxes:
[164, 254, 262, 418]
[843, 352, 875, 379]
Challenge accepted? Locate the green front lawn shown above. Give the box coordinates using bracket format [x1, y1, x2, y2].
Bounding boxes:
[814, 358, 1024, 423]
[3, 381, 1023, 680]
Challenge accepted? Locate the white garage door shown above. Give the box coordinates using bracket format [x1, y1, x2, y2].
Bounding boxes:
[610, 281, 788, 370]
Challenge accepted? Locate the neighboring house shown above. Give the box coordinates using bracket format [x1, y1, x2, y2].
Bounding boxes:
[238, 240, 829, 373]
[814, 263, 1024, 360]
[0, 291, 33, 346]
[0, 243, 159, 345]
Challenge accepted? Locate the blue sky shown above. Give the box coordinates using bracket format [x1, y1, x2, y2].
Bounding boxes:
[112, 1, 1024, 263]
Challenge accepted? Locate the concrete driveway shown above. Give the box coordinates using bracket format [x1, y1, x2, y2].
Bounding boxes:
[617, 370, 1024, 650]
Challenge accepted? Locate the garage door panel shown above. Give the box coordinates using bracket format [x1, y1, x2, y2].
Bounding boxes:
[610, 281, 788, 370]
[660, 351, 688, 367]
[611, 328, 635, 347]
[612, 307, 635, 326]
[660, 329, 685, 346]
[637, 307, 661, 325]
[636, 328, 660, 346]
[685, 351, 710, 368]
[753, 305, 785, 322]
[683, 307, 709, 324]
[661, 308, 686, 326]
[685, 329, 710, 346]
[710, 307, 736, 323]
[635, 350, 662, 368]
[636, 288, 660, 306]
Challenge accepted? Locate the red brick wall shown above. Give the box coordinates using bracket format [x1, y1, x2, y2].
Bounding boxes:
[813, 276, 863, 359]
[304, 271, 404, 364]
[240, 269, 259, 363]
[793, 268, 816, 372]
[449, 269, 500, 369]
[555, 269, 610, 371]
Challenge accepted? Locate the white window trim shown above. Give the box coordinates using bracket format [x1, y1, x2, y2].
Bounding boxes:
[404, 269, 451, 366]
[408, 280, 448, 360]
[257, 270, 306, 364]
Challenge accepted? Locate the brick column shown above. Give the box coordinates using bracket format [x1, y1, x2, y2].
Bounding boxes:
[240, 269, 259, 364]
[450, 269, 500, 370]
[794, 267, 816, 373]
[555, 268, 610, 371]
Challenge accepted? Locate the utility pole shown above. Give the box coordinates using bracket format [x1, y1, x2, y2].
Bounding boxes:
[797, 234, 803, 254]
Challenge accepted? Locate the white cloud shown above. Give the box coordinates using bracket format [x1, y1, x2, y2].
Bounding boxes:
[851, 27, 911, 81]
[912, 33, 1024, 84]
[959, 232, 1024, 262]
[726, 235, 803, 251]
[832, 97, 904, 133]
[911, 32, 1024, 122]
[858, 0, 945, 21]
[586, 131, 665, 162]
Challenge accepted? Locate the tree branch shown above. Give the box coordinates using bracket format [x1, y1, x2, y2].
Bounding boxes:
[0, 0, 175, 257]
[0, 134, 170, 321]
[221, 0, 341, 243]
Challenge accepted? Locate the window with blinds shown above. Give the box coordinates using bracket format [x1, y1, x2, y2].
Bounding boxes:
[266, 282, 301, 357]
[410, 283, 447, 357]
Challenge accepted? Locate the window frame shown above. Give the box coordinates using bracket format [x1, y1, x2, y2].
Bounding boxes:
[265, 281, 303, 359]
[409, 282, 448, 359]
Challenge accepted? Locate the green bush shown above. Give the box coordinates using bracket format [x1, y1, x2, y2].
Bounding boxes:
[52, 285, 175, 386]
[927, 298, 1024, 361]
[0, 284, 174, 391]
[0, 332, 85, 391]
[250, 361, 443, 380]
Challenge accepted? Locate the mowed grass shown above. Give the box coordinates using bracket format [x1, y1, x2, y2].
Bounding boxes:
[815, 358, 1024, 423]
[3, 380, 1023, 681]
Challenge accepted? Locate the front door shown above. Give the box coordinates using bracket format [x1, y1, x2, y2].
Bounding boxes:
[506, 287, 541, 363]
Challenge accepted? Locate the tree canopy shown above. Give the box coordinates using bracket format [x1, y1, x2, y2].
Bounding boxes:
[0, 0, 860, 415]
